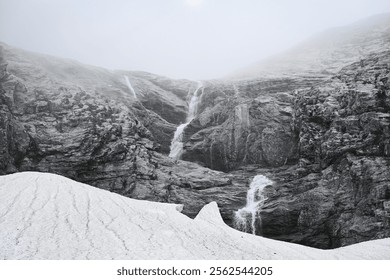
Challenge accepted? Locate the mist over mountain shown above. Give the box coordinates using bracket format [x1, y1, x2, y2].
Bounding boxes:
[1, 0, 390, 80]
[232, 13, 390, 79]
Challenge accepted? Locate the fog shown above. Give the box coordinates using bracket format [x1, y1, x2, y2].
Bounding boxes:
[1, 0, 390, 79]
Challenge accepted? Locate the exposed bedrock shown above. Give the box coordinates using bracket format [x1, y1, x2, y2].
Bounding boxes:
[256, 51, 390, 248]
[256, 154, 390, 249]
[0, 43, 247, 223]
[180, 78, 324, 171]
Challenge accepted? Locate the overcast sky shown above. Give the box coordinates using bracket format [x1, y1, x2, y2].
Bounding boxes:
[1, 0, 390, 80]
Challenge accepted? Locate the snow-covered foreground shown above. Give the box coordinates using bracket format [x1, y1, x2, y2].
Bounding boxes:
[0, 172, 389, 260]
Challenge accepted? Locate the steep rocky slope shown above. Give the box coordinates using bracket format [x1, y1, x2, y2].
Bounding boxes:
[0, 42, 161, 179]
[0, 43, 245, 220]
[162, 15, 390, 249]
[180, 77, 322, 171]
[253, 51, 390, 248]
[2, 172, 389, 259]
[178, 13, 390, 172]
[0, 42, 197, 154]
[175, 49, 390, 249]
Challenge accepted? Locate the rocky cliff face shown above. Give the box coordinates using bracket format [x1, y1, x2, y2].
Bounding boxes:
[295, 51, 390, 166]
[0, 43, 158, 179]
[0, 43, 197, 154]
[180, 77, 322, 171]
[256, 51, 390, 248]
[0, 43, 245, 220]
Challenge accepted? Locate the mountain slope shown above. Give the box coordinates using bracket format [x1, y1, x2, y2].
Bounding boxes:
[1, 13, 389, 252]
[1, 172, 389, 260]
[0, 42, 244, 223]
[0, 42, 195, 153]
[232, 13, 390, 79]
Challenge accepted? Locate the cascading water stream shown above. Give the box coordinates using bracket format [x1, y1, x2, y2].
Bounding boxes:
[169, 82, 203, 159]
[234, 175, 273, 235]
[124, 75, 137, 99]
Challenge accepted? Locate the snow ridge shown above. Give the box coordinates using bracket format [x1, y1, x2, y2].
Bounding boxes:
[1, 172, 390, 260]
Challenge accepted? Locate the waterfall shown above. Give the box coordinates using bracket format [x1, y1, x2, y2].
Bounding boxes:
[234, 175, 273, 235]
[169, 82, 203, 159]
[124, 75, 137, 99]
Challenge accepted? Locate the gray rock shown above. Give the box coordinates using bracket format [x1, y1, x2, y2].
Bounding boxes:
[257, 51, 390, 248]
[0, 43, 243, 226]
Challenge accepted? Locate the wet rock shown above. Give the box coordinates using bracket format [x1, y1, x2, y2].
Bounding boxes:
[181, 79, 315, 171]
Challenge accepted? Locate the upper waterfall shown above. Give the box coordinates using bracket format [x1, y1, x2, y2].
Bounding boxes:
[169, 82, 203, 159]
[124, 75, 137, 99]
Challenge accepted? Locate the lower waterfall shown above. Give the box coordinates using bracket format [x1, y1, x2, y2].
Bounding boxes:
[234, 175, 273, 235]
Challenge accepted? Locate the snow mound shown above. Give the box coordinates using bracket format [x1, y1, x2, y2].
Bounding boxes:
[195, 202, 225, 226]
[1, 172, 389, 260]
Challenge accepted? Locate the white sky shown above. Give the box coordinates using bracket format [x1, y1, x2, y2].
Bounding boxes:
[1, 0, 390, 80]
